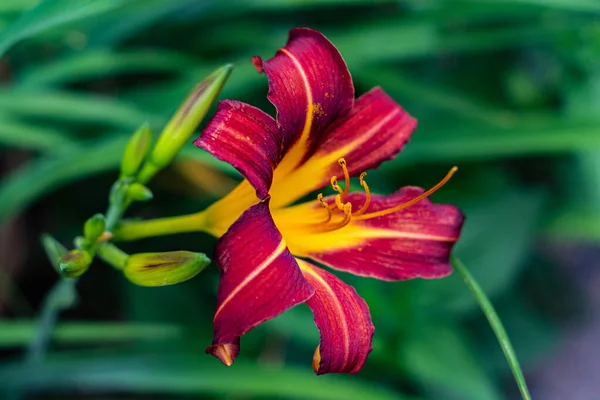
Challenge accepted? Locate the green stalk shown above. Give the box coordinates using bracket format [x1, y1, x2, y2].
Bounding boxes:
[26, 194, 129, 365]
[451, 254, 531, 400]
[113, 211, 207, 241]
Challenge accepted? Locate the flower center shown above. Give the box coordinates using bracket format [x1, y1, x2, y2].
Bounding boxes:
[315, 158, 458, 232]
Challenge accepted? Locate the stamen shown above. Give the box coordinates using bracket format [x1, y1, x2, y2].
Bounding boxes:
[338, 158, 350, 199]
[334, 194, 345, 211]
[317, 193, 332, 223]
[354, 166, 458, 221]
[353, 172, 371, 216]
[330, 176, 343, 195]
[318, 202, 352, 232]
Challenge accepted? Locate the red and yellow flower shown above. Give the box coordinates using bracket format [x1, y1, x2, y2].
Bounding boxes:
[190, 28, 465, 374]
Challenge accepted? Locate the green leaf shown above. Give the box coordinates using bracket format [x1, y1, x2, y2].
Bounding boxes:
[0, 90, 160, 129]
[0, 0, 125, 56]
[451, 256, 532, 400]
[0, 116, 75, 151]
[0, 321, 182, 347]
[17, 49, 197, 88]
[0, 352, 416, 400]
[400, 116, 600, 163]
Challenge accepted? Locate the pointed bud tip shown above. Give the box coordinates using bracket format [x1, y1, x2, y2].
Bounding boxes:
[121, 123, 153, 178]
[207, 343, 238, 367]
[59, 250, 92, 278]
[126, 182, 153, 202]
[147, 64, 234, 173]
[84, 213, 106, 242]
[312, 345, 322, 375]
[251, 56, 263, 73]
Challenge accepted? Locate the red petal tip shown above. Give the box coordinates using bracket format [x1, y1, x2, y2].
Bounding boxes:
[312, 345, 321, 375]
[251, 56, 264, 73]
[207, 343, 238, 366]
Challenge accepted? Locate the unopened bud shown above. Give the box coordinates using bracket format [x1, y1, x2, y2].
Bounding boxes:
[59, 250, 92, 278]
[84, 213, 106, 242]
[123, 251, 210, 287]
[126, 182, 153, 202]
[138, 64, 233, 183]
[121, 123, 152, 178]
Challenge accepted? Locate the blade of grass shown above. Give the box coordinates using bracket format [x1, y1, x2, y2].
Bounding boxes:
[0, 353, 416, 400]
[451, 255, 531, 400]
[0, 90, 161, 130]
[17, 49, 197, 88]
[0, 0, 124, 56]
[0, 321, 182, 347]
[0, 116, 75, 150]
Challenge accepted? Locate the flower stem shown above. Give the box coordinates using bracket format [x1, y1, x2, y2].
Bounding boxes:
[25, 277, 77, 363]
[26, 187, 132, 365]
[451, 254, 532, 400]
[113, 211, 207, 241]
[96, 243, 129, 270]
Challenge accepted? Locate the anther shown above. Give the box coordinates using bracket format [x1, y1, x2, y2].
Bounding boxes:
[338, 158, 350, 199]
[330, 176, 343, 195]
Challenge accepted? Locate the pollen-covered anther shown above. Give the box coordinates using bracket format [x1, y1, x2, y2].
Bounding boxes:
[330, 176, 343, 196]
[338, 158, 350, 198]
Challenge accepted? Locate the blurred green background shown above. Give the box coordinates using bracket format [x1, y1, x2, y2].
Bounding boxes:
[1, 0, 599, 399]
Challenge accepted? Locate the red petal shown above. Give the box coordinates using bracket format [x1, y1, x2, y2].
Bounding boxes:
[257, 28, 354, 163]
[276, 188, 464, 281]
[268, 87, 416, 208]
[297, 259, 374, 375]
[193, 100, 281, 199]
[207, 199, 314, 365]
[316, 87, 416, 180]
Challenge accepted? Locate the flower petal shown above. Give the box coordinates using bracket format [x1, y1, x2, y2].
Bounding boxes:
[274, 188, 464, 280]
[255, 27, 354, 169]
[269, 87, 416, 208]
[296, 259, 374, 375]
[193, 100, 281, 199]
[207, 199, 315, 366]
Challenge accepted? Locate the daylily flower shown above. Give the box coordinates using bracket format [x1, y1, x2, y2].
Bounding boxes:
[197, 28, 464, 374]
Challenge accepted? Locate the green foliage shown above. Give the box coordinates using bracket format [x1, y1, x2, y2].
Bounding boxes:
[0, 0, 595, 399]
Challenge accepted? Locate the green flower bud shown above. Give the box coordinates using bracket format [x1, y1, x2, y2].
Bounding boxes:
[123, 251, 210, 287]
[138, 64, 233, 183]
[41, 234, 68, 270]
[84, 213, 106, 242]
[121, 123, 152, 178]
[59, 250, 92, 278]
[126, 182, 153, 202]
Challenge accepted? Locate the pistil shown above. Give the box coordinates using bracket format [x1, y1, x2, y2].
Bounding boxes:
[315, 159, 458, 231]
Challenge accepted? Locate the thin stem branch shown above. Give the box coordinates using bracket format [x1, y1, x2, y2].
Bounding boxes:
[113, 211, 207, 241]
[26, 182, 131, 364]
[451, 254, 532, 400]
[25, 278, 77, 363]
